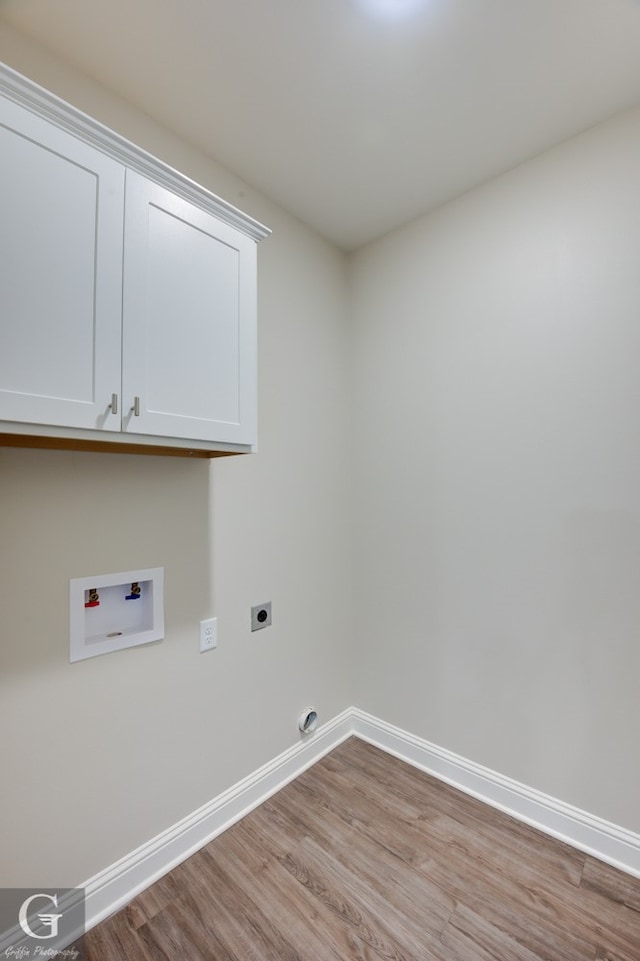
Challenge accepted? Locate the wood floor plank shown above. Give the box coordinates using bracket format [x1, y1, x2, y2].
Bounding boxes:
[320, 742, 434, 823]
[594, 949, 639, 961]
[333, 737, 586, 887]
[581, 856, 640, 912]
[234, 812, 441, 961]
[177, 845, 307, 961]
[125, 872, 184, 930]
[415, 817, 640, 961]
[136, 896, 235, 961]
[199, 828, 348, 961]
[440, 902, 550, 961]
[263, 774, 455, 937]
[218, 820, 409, 961]
[82, 737, 640, 961]
[269, 752, 430, 867]
[418, 845, 599, 961]
[84, 908, 156, 961]
[203, 826, 344, 961]
[277, 837, 423, 961]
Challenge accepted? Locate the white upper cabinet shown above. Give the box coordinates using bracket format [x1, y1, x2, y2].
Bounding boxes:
[0, 96, 125, 432]
[0, 63, 269, 456]
[122, 171, 257, 445]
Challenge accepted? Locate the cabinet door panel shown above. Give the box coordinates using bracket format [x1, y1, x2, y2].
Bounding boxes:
[122, 171, 256, 445]
[0, 97, 124, 430]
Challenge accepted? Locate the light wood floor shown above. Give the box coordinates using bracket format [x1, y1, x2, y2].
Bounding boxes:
[82, 737, 640, 960]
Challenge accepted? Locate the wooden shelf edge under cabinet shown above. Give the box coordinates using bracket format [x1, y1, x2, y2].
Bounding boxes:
[0, 430, 251, 459]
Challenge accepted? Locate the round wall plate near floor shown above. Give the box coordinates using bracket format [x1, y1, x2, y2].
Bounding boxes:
[298, 707, 318, 734]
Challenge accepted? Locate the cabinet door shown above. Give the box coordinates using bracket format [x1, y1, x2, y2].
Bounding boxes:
[0, 96, 125, 431]
[122, 171, 257, 446]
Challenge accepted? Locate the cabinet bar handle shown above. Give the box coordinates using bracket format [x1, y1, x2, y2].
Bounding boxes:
[108, 393, 118, 415]
[131, 396, 140, 417]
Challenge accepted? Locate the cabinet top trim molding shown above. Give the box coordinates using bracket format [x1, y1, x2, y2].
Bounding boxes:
[0, 61, 271, 243]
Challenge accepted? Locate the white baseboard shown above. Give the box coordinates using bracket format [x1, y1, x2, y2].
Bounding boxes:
[350, 708, 640, 879]
[81, 705, 640, 935]
[82, 707, 354, 931]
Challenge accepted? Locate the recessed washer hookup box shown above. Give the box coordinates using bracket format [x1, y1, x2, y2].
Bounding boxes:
[69, 567, 164, 662]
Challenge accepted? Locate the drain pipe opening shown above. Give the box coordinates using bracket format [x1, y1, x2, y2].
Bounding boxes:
[298, 707, 318, 735]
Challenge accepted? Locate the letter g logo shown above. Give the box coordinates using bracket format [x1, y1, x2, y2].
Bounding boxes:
[18, 893, 63, 939]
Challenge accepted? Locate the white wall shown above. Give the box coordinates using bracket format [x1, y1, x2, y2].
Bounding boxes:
[2, 17, 640, 891]
[0, 24, 354, 886]
[351, 106, 640, 833]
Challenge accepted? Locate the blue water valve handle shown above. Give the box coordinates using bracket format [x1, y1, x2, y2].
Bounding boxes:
[125, 581, 141, 600]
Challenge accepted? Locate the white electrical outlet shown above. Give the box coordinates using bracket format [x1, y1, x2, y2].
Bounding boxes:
[199, 617, 218, 652]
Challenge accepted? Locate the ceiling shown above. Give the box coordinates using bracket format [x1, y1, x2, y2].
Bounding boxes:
[2, 0, 640, 250]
